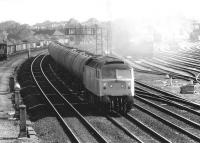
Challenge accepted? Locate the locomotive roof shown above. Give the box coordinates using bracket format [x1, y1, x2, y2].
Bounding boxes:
[85, 55, 130, 68]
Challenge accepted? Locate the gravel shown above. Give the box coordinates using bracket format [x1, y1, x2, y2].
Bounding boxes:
[33, 117, 70, 143]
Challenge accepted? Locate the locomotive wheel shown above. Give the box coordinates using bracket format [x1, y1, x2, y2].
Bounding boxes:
[101, 96, 111, 114]
[126, 103, 132, 112]
[121, 97, 132, 114]
[90, 95, 94, 104]
[123, 104, 128, 114]
[121, 98, 127, 114]
[110, 100, 114, 111]
[102, 102, 109, 114]
[119, 98, 122, 112]
[114, 98, 118, 111]
[124, 101, 132, 113]
[108, 102, 112, 113]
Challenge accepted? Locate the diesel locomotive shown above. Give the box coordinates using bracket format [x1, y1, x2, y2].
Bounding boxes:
[48, 42, 134, 113]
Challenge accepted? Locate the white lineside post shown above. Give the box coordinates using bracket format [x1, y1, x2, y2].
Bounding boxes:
[169, 76, 173, 86]
[14, 83, 21, 115]
[166, 74, 172, 86]
[19, 105, 27, 137]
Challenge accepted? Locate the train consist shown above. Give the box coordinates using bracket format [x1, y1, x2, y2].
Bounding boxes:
[48, 42, 134, 113]
[0, 40, 49, 60]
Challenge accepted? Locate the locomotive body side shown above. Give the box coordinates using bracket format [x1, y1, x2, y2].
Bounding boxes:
[83, 65, 101, 95]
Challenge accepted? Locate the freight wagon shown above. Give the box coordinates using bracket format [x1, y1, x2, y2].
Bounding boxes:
[0, 40, 49, 60]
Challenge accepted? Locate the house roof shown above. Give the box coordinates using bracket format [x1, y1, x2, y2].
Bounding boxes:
[52, 30, 65, 36]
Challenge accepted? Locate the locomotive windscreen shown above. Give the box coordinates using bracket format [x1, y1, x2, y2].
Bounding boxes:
[116, 70, 131, 79]
[102, 67, 131, 79]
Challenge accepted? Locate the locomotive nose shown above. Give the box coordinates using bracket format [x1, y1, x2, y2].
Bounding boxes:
[107, 80, 127, 89]
[102, 80, 133, 96]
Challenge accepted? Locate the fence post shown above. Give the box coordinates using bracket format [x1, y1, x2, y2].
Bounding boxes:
[27, 47, 30, 58]
[19, 105, 27, 137]
[9, 76, 14, 92]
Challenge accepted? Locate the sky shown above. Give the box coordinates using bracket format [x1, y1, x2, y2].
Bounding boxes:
[1, 0, 200, 25]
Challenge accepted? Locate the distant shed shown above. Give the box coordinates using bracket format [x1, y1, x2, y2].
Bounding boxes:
[180, 84, 195, 94]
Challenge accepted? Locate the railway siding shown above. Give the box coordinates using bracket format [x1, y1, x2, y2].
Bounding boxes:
[0, 50, 45, 143]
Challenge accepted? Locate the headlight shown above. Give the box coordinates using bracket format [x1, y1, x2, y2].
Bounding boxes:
[110, 84, 113, 88]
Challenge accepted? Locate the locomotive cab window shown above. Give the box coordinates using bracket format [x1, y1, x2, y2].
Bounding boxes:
[116, 69, 131, 79]
[102, 66, 132, 79]
[102, 67, 116, 79]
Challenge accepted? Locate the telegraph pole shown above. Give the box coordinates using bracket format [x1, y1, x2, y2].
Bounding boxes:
[65, 25, 104, 55]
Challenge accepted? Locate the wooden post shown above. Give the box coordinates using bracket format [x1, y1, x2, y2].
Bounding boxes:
[9, 76, 14, 92]
[166, 74, 172, 86]
[27, 47, 30, 58]
[19, 105, 27, 137]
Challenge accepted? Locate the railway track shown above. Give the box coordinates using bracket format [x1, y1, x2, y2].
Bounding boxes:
[45, 56, 144, 143]
[48, 58, 173, 143]
[134, 80, 200, 142]
[135, 81, 200, 108]
[134, 59, 196, 83]
[135, 43, 200, 83]
[30, 54, 147, 143]
[31, 54, 108, 143]
[46, 55, 200, 143]
[17, 52, 200, 142]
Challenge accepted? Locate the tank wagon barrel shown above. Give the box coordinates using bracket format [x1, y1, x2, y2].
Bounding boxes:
[49, 43, 91, 79]
[48, 42, 134, 113]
